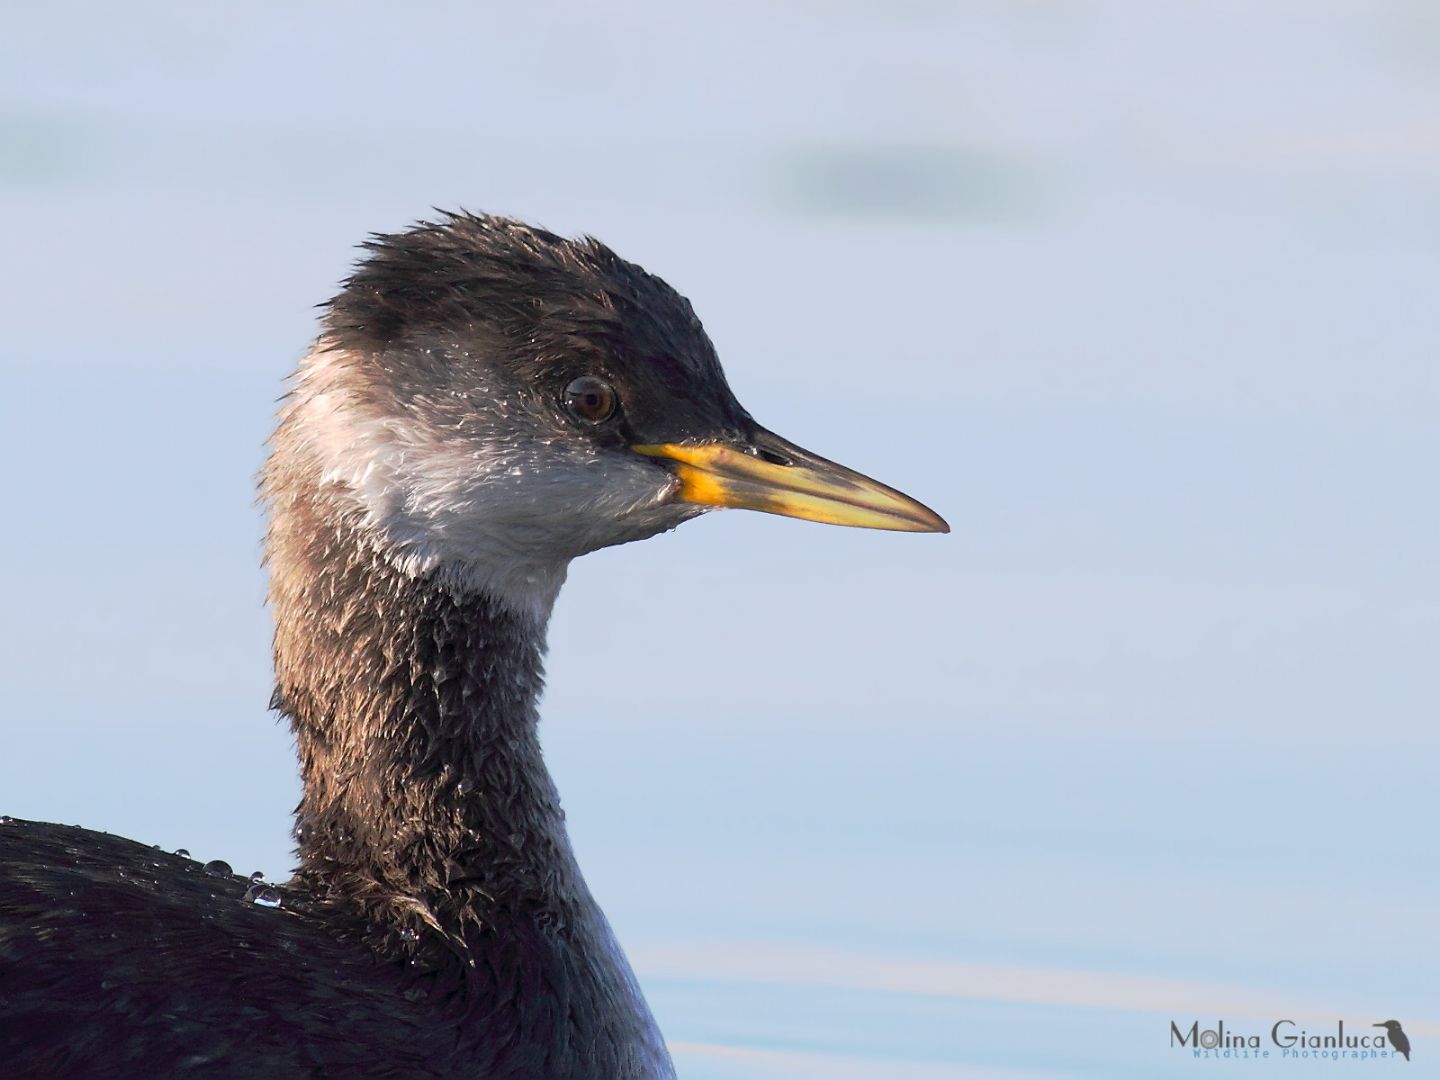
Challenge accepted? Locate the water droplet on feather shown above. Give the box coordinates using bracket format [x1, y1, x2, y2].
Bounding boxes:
[245, 884, 282, 908]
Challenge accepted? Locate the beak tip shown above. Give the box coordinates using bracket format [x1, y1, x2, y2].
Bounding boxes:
[908, 505, 950, 535]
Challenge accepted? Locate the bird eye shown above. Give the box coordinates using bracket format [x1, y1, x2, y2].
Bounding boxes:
[564, 376, 618, 424]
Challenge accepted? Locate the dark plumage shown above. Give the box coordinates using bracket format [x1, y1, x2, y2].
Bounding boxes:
[327, 214, 750, 451]
[0, 213, 946, 1077]
[0, 820, 457, 1074]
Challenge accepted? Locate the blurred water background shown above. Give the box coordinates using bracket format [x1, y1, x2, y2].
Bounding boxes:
[2, 3, 1437, 1076]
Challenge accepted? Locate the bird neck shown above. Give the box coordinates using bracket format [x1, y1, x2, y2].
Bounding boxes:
[266, 497, 674, 1077]
[269, 502, 582, 940]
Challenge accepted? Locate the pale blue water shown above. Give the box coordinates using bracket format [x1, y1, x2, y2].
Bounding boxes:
[2, 3, 1437, 1076]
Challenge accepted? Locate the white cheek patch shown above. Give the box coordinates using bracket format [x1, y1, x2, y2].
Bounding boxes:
[282, 347, 686, 619]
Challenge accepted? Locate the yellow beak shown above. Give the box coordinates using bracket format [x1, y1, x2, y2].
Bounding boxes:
[632, 432, 948, 534]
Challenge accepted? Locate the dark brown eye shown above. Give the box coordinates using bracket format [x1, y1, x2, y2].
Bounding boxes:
[564, 375, 618, 423]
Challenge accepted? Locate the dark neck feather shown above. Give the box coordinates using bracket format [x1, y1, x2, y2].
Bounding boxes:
[269, 493, 578, 942]
[266, 490, 675, 1076]
[266, 496, 674, 1077]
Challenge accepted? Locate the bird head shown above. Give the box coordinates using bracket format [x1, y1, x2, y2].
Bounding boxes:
[269, 213, 946, 614]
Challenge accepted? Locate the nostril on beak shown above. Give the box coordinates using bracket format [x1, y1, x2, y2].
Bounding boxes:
[746, 444, 792, 467]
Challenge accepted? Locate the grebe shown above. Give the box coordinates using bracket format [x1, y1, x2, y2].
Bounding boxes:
[0, 213, 947, 1077]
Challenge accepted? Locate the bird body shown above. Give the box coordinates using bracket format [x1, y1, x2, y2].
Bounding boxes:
[1374, 1020, 1410, 1061]
[0, 214, 946, 1077]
